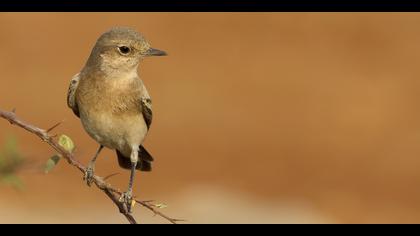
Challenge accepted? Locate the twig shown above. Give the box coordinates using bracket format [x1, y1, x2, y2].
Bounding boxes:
[46, 120, 63, 133]
[136, 199, 185, 224]
[103, 172, 120, 181]
[0, 109, 181, 224]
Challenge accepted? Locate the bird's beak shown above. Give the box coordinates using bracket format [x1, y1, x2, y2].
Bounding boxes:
[145, 48, 167, 57]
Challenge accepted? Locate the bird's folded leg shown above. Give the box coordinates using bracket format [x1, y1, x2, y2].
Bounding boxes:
[120, 147, 138, 213]
[83, 145, 104, 186]
[120, 161, 137, 213]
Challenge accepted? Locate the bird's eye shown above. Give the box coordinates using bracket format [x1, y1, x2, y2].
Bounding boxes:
[118, 46, 131, 55]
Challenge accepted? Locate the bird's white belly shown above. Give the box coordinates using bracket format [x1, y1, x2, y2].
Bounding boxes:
[80, 111, 148, 156]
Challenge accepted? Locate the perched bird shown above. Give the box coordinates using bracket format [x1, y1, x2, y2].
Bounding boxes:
[67, 27, 167, 212]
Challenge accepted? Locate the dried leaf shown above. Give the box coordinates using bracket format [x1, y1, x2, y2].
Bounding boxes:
[153, 203, 168, 209]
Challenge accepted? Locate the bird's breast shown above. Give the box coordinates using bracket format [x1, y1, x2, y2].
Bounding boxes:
[76, 75, 148, 155]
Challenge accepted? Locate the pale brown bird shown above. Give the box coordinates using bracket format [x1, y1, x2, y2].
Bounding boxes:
[67, 27, 167, 212]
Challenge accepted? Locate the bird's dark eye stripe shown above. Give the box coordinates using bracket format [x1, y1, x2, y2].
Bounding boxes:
[118, 46, 131, 54]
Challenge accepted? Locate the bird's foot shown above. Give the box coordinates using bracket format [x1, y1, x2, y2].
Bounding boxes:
[83, 165, 95, 187]
[119, 190, 135, 213]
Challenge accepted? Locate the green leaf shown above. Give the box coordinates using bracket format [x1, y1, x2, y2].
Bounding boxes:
[3, 136, 22, 160]
[58, 135, 75, 153]
[4, 136, 17, 153]
[1, 174, 24, 191]
[44, 154, 61, 174]
[0, 153, 4, 169]
[0, 136, 24, 175]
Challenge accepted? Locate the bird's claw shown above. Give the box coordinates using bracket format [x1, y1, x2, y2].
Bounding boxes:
[119, 191, 135, 213]
[83, 165, 95, 187]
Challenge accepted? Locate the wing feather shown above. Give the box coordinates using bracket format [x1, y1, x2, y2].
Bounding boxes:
[141, 97, 153, 129]
[67, 73, 81, 118]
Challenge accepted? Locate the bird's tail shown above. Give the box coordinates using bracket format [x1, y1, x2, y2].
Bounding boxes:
[116, 145, 154, 172]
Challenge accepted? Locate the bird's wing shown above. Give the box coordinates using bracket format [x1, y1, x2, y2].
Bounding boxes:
[67, 73, 81, 118]
[141, 96, 153, 130]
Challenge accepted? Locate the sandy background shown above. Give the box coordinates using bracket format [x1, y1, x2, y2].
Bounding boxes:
[1, 13, 420, 223]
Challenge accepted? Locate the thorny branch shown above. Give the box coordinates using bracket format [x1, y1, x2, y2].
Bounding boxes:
[0, 109, 182, 224]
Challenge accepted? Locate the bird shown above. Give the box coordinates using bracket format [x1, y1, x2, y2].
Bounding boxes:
[67, 26, 167, 212]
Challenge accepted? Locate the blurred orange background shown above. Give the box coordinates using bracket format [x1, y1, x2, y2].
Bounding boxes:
[1, 13, 420, 223]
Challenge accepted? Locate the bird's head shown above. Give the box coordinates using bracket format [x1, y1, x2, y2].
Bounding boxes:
[86, 26, 167, 74]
